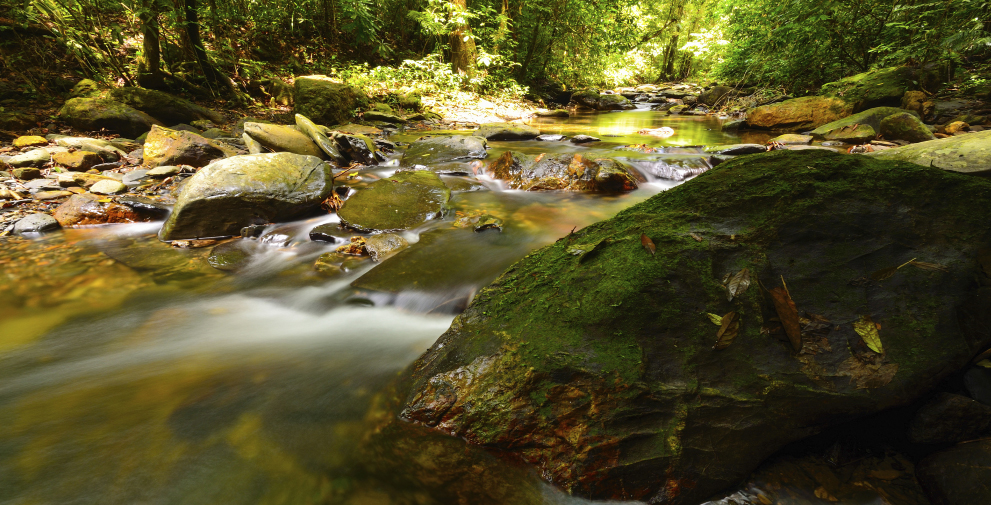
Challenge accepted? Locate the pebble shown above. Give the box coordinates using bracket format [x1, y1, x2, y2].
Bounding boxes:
[89, 179, 128, 195]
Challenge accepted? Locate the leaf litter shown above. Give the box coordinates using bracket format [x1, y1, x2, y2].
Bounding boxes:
[713, 311, 739, 350]
[853, 315, 883, 354]
[725, 267, 751, 301]
[641, 233, 656, 256]
[767, 276, 802, 352]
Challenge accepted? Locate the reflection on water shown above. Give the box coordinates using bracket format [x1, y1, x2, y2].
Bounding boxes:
[0, 110, 752, 504]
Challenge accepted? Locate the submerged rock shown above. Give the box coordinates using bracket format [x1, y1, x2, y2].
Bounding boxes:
[338, 171, 450, 232]
[109, 87, 226, 125]
[400, 135, 488, 167]
[487, 151, 641, 192]
[58, 98, 163, 138]
[159, 153, 333, 240]
[399, 150, 991, 503]
[142, 125, 236, 167]
[364, 233, 410, 262]
[865, 130, 991, 175]
[746, 96, 853, 131]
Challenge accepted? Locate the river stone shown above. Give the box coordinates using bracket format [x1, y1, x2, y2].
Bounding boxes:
[535, 109, 570, 118]
[159, 153, 333, 240]
[571, 90, 635, 110]
[945, 121, 970, 135]
[401, 136, 488, 167]
[13, 213, 60, 234]
[243, 122, 323, 158]
[821, 66, 924, 112]
[142, 125, 236, 167]
[13, 136, 47, 148]
[908, 392, 991, 445]
[474, 122, 540, 141]
[294, 76, 368, 127]
[364, 233, 410, 262]
[89, 179, 127, 195]
[52, 150, 102, 171]
[703, 144, 766, 155]
[812, 111, 896, 140]
[398, 150, 991, 503]
[207, 240, 255, 271]
[12, 167, 42, 180]
[486, 151, 640, 192]
[916, 440, 991, 505]
[53, 137, 125, 161]
[338, 171, 450, 232]
[146, 165, 181, 178]
[769, 133, 812, 145]
[109, 87, 226, 125]
[536, 134, 566, 141]
[902, 91, 935, 120]
[121, 170, 148, 186]
[698, 86, 734, 106]
[746, 96, 854, 131]
[363, 111, 407, 124]
[823, 123, 877, 144]
[52, 193, 149, 226]
[308, 223, 351, 244]
[242, 132, 263, 154]
[329, 131, 377, 165]
[295, 114, 346, 165]
[864, 130, 991, 175]
[8, 149, 50, 168]
[570, 135, 600, 143]
[58, 172, 117, 189]
[58, 98, 163, 137]
[879, 112, 936, 143]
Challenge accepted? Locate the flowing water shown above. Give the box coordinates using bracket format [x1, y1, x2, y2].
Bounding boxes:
[0, 111, 794, 505]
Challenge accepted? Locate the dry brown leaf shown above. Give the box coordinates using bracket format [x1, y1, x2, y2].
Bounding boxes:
[768, 283, 802, 352]
[870, 267, 897, 281]
[726, 267, 751, 301]
[713, 311, 739, 350]
[641, 233, 655, 256]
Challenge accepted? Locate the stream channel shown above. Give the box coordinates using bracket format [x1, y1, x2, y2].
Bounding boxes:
[0, 108, 876, 505]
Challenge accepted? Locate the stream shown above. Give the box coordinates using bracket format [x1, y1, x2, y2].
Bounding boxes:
[0, 109, 891, 505]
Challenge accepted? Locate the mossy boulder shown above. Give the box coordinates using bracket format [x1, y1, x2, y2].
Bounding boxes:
[142, 125, 236, 167]
[109, 87, 226, 125]
[293, 76, 368, 127]
[400, 135, 488, 167]
[745, 96, 853, 131]
[69, 79, 103, 98]
[338, 171, 450, 232]
[810, 107, 910, 140]
[486, 151, 642, 192]
[821, 66, 924, 112]
[879, 112, 936, 143]
[474, 122, 540, 141]
[159, 153, 333, 240]
[399, 150, 991, 503]
[58, 98, 163, 138]
[865, 130, 991, 175]
[570, 90, 635, 110]
[243, 122, 323, 158]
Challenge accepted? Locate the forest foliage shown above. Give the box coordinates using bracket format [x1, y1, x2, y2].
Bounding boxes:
[0, 0, 988, 99]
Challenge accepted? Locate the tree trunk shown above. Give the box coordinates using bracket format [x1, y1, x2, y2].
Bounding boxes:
[183, 0, 232, 95]
[448, 0, 476, 77]
[138, 0, 165, 89]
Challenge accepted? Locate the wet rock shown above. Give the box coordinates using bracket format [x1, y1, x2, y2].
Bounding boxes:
[441, 175, 487, 192]
[296, 114, 346, 165]
[399, 150, 991, 503]
[865, 130, 991, 175]
[24, 178, 59, 192]
[698, 86, 734, 106]
[879, 112, 936, 143]
[8, 149, 50, 168]
[944, 121, 970, 135]
[13, 136, 47, 148]
[33, 190, 73, 200]
[242, 132, 263, 154]
[810, 107, 911, 140]
[570, 134, 600, 143]
[908, 392, 991, 444]
[454, 212, 503, 232]
[902, 91, 935, 121]
[159, 153, 332, 240]
[308, 223, 350, 243]
[474, 122, 540, 141]
[703, 143, 766, 155]
[746, 96, 853, 131]
[11, 167, 42, 180]
[294, 76, 368, 127]
[486, 151, 640, 192]
[52, 150, 102, 171]
[570, 89, 636, 110]
[721, 119, 745, 131]
[58, 98, 163, 138]
[145, 165, 181, 178]
[207, 240, 254, 271]
[58, 172, 118, 189]
[824, 124, 877, 143]
[313, 252, 344, 276]
[116, 195, 170, 218]
[13, 213, 60, 234]
[142, 125, 236, 167]
[916, 439, 991, 505]
[364, 233, 410, 262]
[535, 109, 569, 117]
[965, 367, 991, 405]
[52, 193, 150, 226]
[243, 122, 323, 158]
[329, 131, 377, 165]
[200, 127, 227, 139]
[769, 133, 812, 145]
[821, 66, 927, 112]
[338, 171, 450, 232]
[240, 224, 266, 238]
[535, 134, 565, 141]
[89, 179, 127, 195]
[400, 136, 488, 167]
[109, 87, 226, 125]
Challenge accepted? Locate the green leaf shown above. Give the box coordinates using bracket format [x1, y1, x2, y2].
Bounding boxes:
[853, 315, 883, 354]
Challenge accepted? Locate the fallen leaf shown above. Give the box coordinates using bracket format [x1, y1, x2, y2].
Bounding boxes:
[870, 267, 897, 281]
[97, 198, 112, 203]
[909, 259, 949, 272]
[689, 233, 703, 242]
[973, 348, 991, 365]
[706, 313, 723, 325]
[977, 359, 991, 369]
[713, 311, 739, 350]
[768, 282, 802, 352]
[853, 315, 883, 354]
[726, 267, 751, 301]
[641, 233, 655, 256]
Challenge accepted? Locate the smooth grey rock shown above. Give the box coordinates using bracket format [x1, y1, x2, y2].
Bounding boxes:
[13, 213, 60, 234]
[8, 149, 50, 168]
[89, 179, 127, 195]
[400, 136, 488, 167]
[570, 135, 600, 143]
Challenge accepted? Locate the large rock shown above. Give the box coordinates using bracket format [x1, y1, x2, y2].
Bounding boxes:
[809, 107, 910, 140]
[865, 130, 991, 175]
[698, 86, 734, 106]
[242, 122, 323, 158]
[474, 122, 540, 141]
[879, 112, 936, 143]
[109, 87, 226, 125]
[53, 137, 125, 161]
[338, 171, 450, 232]
[398, 150, 991, 503]
[486, 151, 641, 192]
[916, 440, 991, 505]
[328, 131, 378, 165]
[58, 98, 162, 138]
[401, 135, 488, 167]
[293, 76, 368, 127]
[52, 193, 155, 226]
[745, 96, 853, 130]
[908, 393, 991, 444]
[571, 90, 636, 110]
[159, 153, 333, 240]
[296, 114, 346, 164]
[821, 66, 925, 112]
[142, 125, 236, 167]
